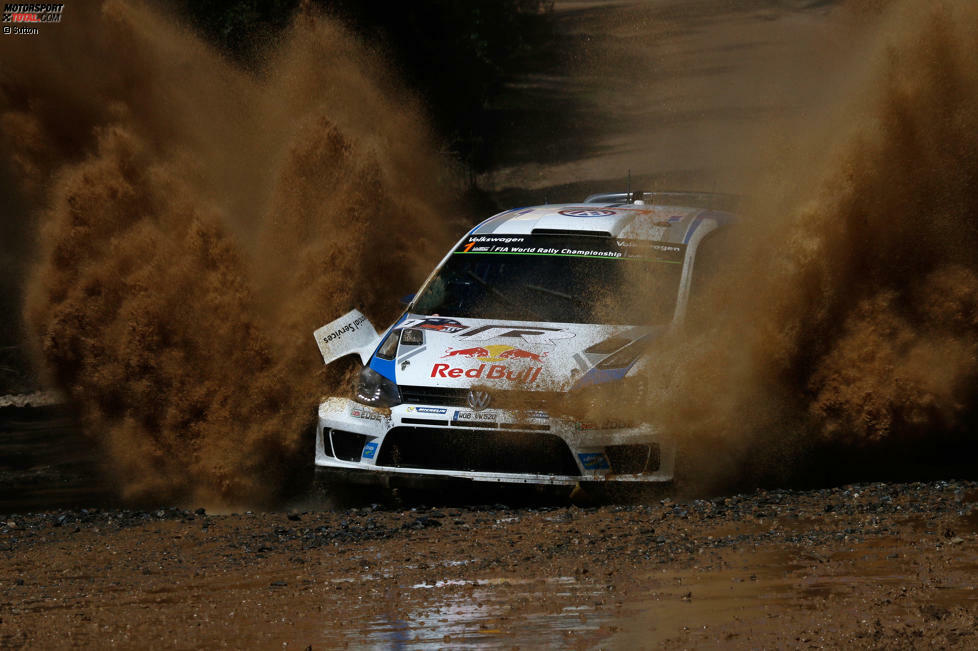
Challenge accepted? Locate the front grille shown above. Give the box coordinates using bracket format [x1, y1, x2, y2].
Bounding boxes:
[399, 385, 563, 410]
[377, 426, 580, 476]
[402, 417, 449, 426]
[605, 443, 660, 474]
[399, 385, 468, 407]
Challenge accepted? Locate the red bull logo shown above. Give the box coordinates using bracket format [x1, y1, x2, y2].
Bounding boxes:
[444, 346, 490, 359]
[430, 363, 543, 383]
[443, 345, 546, 363]
[497, 347, 544, 362]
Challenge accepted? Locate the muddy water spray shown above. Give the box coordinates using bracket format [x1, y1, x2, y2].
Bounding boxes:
[2, 2, 456, 506]
[633, 0, 978, 491]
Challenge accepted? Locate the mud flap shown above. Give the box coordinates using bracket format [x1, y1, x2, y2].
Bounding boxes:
[314, 309, 380, 366]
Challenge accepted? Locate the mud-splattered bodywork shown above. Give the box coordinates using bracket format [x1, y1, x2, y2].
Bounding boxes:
[314, 197, 733, 487]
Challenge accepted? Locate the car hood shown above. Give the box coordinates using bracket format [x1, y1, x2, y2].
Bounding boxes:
[373, 314, 660, 392]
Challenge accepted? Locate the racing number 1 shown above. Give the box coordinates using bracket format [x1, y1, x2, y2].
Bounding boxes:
[462, 242, 475, 252]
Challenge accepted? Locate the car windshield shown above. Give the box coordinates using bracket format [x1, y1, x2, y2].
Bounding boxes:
[412, 234, 686, 325]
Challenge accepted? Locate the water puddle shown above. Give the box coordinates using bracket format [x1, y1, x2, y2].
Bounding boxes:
[310, 539, 978, 648]
[355, 575, 610, 648]
[306, 552, 801, 648]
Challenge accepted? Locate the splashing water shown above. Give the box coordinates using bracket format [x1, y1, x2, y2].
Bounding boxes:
[2, 2, 457, 506]
[639, 0, 978, 492]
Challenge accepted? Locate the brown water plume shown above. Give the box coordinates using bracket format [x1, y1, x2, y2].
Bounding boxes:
[561, 0, 978, 493]
[2, 2, 457, 506]
[639, 0, 978, 492]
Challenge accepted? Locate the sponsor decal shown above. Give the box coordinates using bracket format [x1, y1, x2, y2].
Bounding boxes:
[456, 234, 685, 262]
[461, 236, 527, 247]
[617, 240, 682, 255]
[526, 410, 549, 420]
[457, 325, 574, 345]
[443, 344, 546, 363]
[442, 346, 490, 359]
[361, 442, 378, 460]
[400, 317, 467, 333]
[558, 209, 616, 218]
[430, 363, 542, 384]
[350, 406, 382, 422]
[578, 452, 611, 471]
[314, 308, 379, 366]
[320, 314, 369, 345]
[453, 410, 497, 423]
[405, 406, 448, 415]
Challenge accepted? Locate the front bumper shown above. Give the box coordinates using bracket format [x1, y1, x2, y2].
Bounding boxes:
[315, 397, 675, 486]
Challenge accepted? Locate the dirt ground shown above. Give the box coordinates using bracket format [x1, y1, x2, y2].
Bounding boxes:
[3, 411, 977, 649]
[1, 481, 976, 648]
[4, 0, 978, 648]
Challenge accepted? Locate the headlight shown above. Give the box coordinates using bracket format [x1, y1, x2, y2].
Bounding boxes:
[375, 329, 399, 360]
[354, 365, 401, 408]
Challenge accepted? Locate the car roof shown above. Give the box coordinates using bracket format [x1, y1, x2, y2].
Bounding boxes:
[471, 202, 734, 245]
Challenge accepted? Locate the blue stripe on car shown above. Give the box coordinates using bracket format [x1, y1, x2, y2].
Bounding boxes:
[370, 356, 397, 383]
[572, 366, 630, 389]
[683, 210, 733, 244]
[683, 215, 703, 244]
[369, 313, 409, 382]
[571, 332, 656, 389]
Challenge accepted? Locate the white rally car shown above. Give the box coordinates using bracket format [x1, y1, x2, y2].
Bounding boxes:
[313, 192, 734, 493]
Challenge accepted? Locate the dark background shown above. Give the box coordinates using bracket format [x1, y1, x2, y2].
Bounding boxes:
[173, 0, 558, 174]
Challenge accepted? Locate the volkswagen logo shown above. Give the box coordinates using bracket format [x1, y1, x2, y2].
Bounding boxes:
[466, 390, 492, 411]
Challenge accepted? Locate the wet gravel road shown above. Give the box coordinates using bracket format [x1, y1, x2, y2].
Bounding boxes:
[2, 480, 977, 648]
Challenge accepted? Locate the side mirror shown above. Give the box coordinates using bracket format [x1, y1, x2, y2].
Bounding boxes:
[399, 293, 415, 306]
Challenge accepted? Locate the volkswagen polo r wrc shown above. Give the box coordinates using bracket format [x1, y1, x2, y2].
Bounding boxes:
[312, 192, 734, 494]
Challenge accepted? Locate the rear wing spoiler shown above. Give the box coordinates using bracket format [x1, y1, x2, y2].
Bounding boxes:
[313, 309, 379, 366]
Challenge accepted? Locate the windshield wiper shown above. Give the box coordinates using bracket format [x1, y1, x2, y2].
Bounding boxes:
[464, 271, 546, 320]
